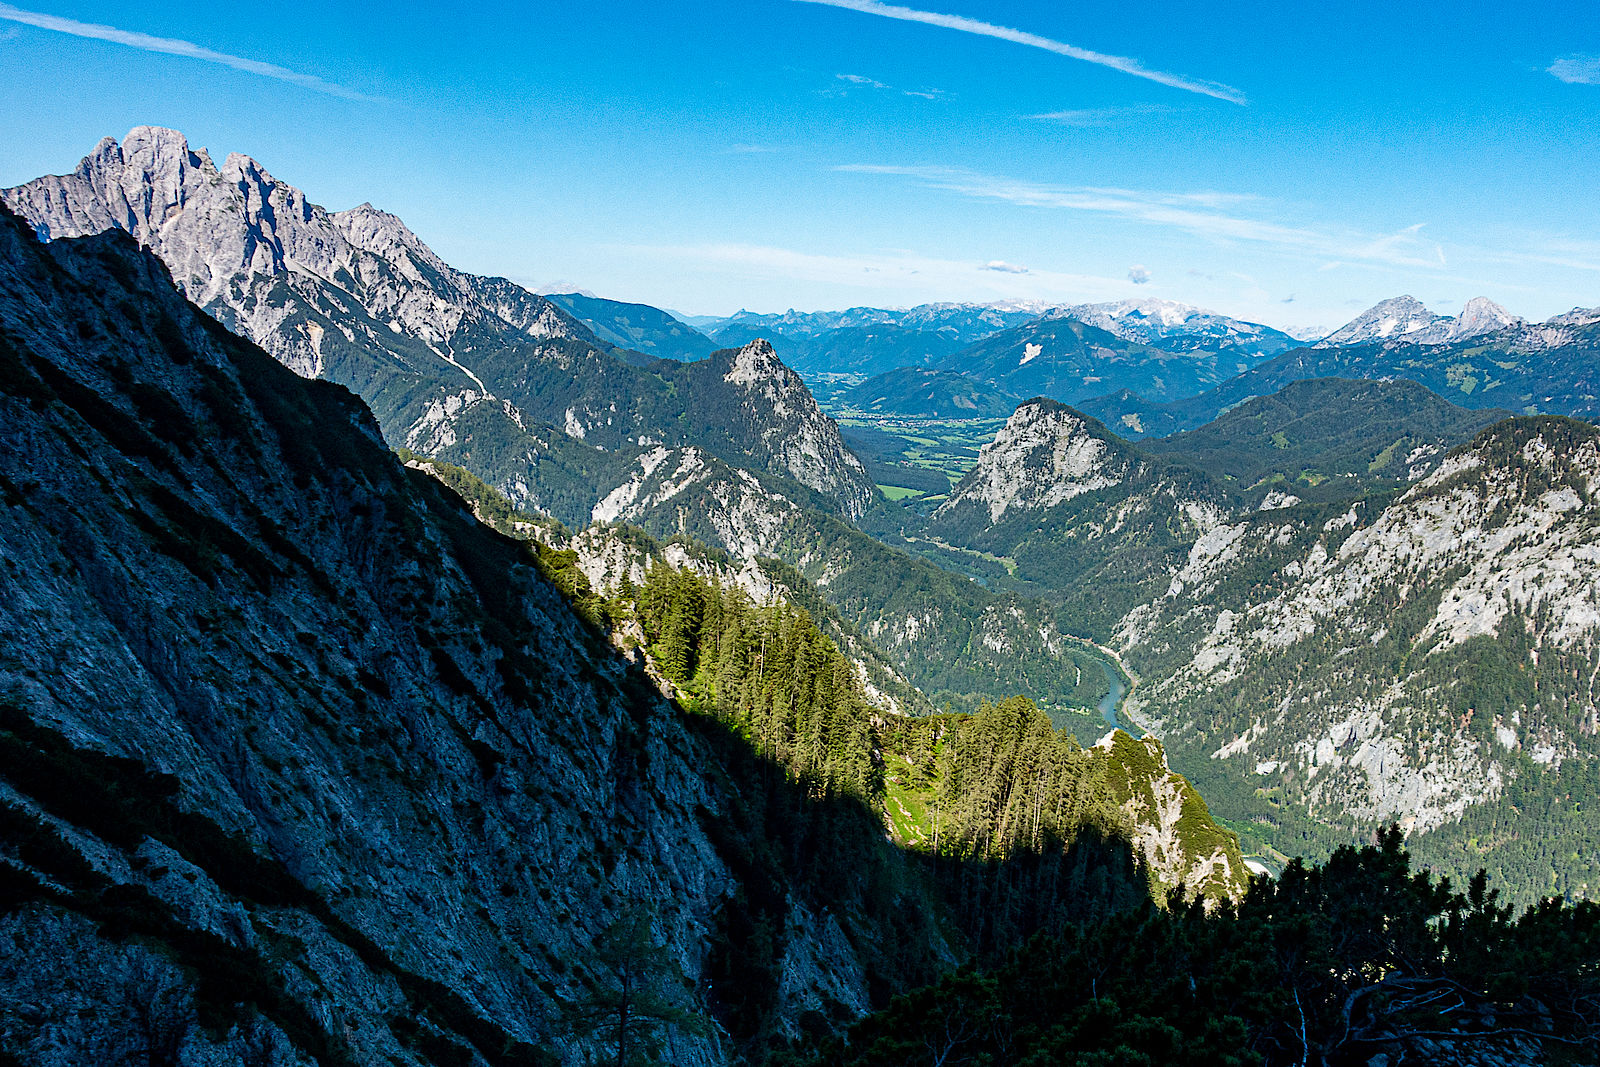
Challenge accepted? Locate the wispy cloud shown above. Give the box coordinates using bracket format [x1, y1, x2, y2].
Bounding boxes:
[836, 164, 1451, 270]
[0, 2, 373, 99]
[832, 71, 945, 99]
[615, 242, 1133, 303]
[838, 72, 890, 89]
[790, 0, 1246, 104]
[1549, 55, 1600, 85]
[1030, 104, 1173, 126]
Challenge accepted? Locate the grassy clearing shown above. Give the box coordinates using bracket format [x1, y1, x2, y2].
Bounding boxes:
[882, 752, 933, 845]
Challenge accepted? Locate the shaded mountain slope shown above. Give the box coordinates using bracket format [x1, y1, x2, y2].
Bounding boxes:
[0, 206, 1246, 1064]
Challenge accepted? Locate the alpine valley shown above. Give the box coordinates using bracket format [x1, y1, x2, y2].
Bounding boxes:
[1, 127, 1598, 1067]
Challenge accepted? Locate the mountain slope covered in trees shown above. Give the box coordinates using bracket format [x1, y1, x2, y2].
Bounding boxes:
[938, 315, 1268, 406]
[1112, 416, 1600, 899]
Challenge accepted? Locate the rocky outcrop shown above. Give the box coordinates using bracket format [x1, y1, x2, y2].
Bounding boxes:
[933, 400, 1131, 524]
[590, 445, 801, 559]
[708, 340, 876, 518]
[1094, 732, 1249, 902]
[1316, 295, 1521, 348]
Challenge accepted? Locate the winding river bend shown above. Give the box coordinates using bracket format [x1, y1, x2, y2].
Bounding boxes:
[1085, 642, 1144, 739]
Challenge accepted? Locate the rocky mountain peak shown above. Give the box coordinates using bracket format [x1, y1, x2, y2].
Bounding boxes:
[1546, 305, 1600, 328]
[1453, 296, 1520, 338]
[1052, 298, 1294, 357]
[1317, 294, 1522, 348]
[2, 126, 600, 381]
[1316, 295, 1442, 347]
[710, 338, 877, 518]
[935, 399, 1129, 523]
[720, 337, 788, 385]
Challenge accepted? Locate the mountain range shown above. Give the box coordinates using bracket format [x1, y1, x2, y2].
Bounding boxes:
[0, 200, 1246, 1065]
[3, 127, 877, 526]
[4, 123, 1600, 1065]
[1314, 294, 1522, 348]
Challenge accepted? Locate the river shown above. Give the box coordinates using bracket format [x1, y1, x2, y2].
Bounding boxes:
[1094, 659, 1141, 737]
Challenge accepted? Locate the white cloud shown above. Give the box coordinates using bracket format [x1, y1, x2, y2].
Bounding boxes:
[1128, 265, 1151, 284]
[790, 0, 1246, 104]
[833, 71, 945, 99]
[1549, 55, 1600, 85]
[836, 164, 1451, 269]
[984, 260, 1029, 274]
[0, 2, 373, 99]
[1030, 104, 1172, 126]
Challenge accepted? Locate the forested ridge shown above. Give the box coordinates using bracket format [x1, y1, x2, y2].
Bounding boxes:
[515, 534, 1248, 905]
[407, 449, 1241, 907]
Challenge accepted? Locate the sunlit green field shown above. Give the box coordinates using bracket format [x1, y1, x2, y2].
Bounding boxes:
[876, 483, 922, 501]
[828, 406, 1009, 502]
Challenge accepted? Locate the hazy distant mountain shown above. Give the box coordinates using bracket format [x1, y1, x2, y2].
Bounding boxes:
[707, 323, 966, 378]
[703, 299, 1300, 383]
[1081, 302, 1600, 437]
[937, 315, 1266, 405]
[704, 304, 1038, 378]
[1062, 298, 1299, 358]
[543, 291, 717, 361]
[707, 302, 1042, 345]
[842, 367, 1023, 418]
[1315, 294, 1521, 348]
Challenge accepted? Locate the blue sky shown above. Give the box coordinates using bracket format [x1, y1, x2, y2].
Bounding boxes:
[1, 0, 1597, 332]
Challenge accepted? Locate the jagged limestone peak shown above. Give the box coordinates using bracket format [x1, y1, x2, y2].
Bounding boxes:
[937, 398, 1129, 523]
[710, 337, 876, 518]
[719, 337, 790, 385]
